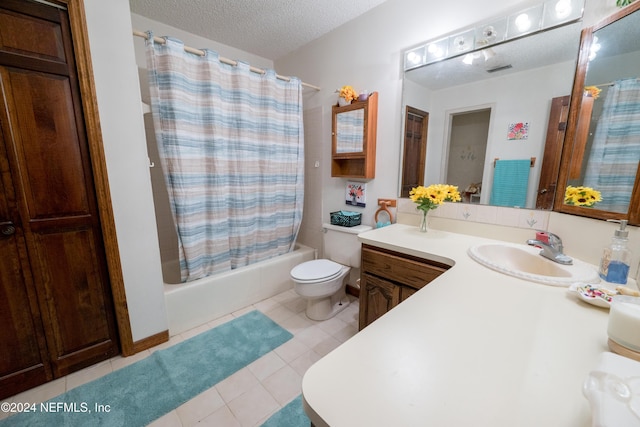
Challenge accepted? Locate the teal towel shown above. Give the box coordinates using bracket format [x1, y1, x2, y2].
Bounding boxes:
[490, 159, 530, 207]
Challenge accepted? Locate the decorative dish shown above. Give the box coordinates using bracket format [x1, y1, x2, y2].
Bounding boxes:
[569, 283, 618, 308]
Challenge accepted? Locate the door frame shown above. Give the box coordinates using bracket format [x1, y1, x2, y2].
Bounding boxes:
[57, 0, 134, 355]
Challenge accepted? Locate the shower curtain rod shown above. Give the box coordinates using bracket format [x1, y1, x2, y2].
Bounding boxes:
[591, 78, 640, 88]
[133, 30, 321, 91]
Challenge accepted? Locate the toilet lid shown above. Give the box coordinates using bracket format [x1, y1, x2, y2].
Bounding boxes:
[291, 259, 343, 282]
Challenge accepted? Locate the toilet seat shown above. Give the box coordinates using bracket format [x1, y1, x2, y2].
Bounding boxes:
[290, 259, 344, 283]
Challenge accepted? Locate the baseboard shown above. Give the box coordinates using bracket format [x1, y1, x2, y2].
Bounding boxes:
[127, 330, 170, 355]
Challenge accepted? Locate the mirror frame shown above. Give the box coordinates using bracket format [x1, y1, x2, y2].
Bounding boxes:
[554, 2, 640, 225]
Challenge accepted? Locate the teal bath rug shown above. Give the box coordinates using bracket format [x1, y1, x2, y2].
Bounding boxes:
[261, 395, 309, 427]
[1, 310, 292, 427]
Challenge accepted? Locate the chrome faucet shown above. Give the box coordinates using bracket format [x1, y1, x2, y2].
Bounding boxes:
[526, 232, 573, 265]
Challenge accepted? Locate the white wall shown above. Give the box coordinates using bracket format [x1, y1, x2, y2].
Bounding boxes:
[83, 0, 167, 341]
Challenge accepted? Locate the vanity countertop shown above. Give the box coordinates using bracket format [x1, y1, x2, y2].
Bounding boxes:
[301, 223, 622, 427]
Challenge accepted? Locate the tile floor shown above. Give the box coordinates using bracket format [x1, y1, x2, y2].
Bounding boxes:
[1, 290, 359, 426]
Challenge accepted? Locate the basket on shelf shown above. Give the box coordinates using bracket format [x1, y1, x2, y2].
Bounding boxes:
[330, 211, 362, 227]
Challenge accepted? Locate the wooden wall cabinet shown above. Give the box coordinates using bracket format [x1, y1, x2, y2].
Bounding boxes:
[359, 244, 449, 329]
[331, 92, 378, 179]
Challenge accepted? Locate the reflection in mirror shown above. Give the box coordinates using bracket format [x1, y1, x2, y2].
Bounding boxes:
[400, 20, 583, 209]
[400, 106, 428, 197]
[560, 3, 640, 218]
[447, 108, 490, 204]
[335, 109, 364, 153]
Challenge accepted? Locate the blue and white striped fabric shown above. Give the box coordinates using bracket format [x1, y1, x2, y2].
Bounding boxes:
[584, 78, 640, 213]
[146, 34, 304, 282]
[335, 109, 364, 153]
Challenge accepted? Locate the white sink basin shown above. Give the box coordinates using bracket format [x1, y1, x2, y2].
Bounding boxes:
[467, 243, 600, 286]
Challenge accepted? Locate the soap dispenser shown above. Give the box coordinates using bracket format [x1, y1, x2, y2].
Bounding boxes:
[599, 219, 632, 284]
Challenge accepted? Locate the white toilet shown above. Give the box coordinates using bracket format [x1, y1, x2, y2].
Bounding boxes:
[290, 223, 372, 320]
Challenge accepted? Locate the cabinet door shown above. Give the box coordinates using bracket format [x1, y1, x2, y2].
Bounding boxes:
[399, 286, 417, 303]
[359, 273, 400, 329]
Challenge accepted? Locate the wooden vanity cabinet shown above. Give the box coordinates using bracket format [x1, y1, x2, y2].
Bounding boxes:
[359, 244, 449, 329]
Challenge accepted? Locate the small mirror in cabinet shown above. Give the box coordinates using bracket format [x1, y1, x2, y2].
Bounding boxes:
[331, 91, 378, 179]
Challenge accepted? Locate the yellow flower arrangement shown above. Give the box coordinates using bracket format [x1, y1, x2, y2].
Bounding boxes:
[564, 185, 602, 207]
[409, 184, 461, 212]
[584, 86, 602, 99]
[338, 85, 358, 103]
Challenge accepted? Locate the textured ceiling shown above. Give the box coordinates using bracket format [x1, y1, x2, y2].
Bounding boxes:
[129, 0, 389, 60]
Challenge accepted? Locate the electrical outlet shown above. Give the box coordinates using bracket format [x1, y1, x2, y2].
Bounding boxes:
[377, 198, 397, 207]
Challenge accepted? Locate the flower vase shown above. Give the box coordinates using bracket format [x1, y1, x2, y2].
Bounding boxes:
[419, 210, 429, 232]
[338, 97, 350, 107]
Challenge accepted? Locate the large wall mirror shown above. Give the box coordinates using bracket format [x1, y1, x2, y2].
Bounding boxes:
[555, 2, 640, 225]
[400, 2, 584, 210]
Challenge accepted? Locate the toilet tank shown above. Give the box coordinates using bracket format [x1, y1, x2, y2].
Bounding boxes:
[323, 223, 372, 268]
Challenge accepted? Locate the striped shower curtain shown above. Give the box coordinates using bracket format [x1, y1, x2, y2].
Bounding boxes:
[146, 34, 304, 282]
[583, 78, 640, 213]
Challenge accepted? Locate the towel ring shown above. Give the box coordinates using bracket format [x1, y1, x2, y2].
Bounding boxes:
[374, 203, 393, 224]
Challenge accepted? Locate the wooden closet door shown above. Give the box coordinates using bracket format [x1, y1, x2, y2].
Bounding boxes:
[0, 126, 52, 398]
[0, 0, 118, 398]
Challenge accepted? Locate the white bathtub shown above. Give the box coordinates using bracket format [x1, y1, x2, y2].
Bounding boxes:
[163, 244, 316, 335]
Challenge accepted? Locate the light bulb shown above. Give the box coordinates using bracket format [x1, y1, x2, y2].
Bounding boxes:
[428, 43, 444, 58]
[407, 52, 421, 64]
[515, 13, 532, 32]
[555, 0, 572, 19]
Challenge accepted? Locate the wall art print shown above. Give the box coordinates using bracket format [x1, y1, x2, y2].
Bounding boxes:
[346, 182, 366, 207]
[507, 122, 529, 140]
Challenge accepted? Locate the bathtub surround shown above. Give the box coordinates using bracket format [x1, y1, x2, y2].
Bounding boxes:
[146, 34, 304, 282]
[165, 244, 315, 335]
[0, 311, 292, 427]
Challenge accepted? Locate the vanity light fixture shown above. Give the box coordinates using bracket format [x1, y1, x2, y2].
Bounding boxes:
[507, 4, 543, 38]
[449, 29, 475, 54]
[516, 13, 532, 32]
[425, 38, 448, 64]
[542, 0, 584, 29]
[475, 19, 508, 48]
[404, 46, 426, 69]
[554, 0, 572, 19]
[403, 0, 583, 71]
